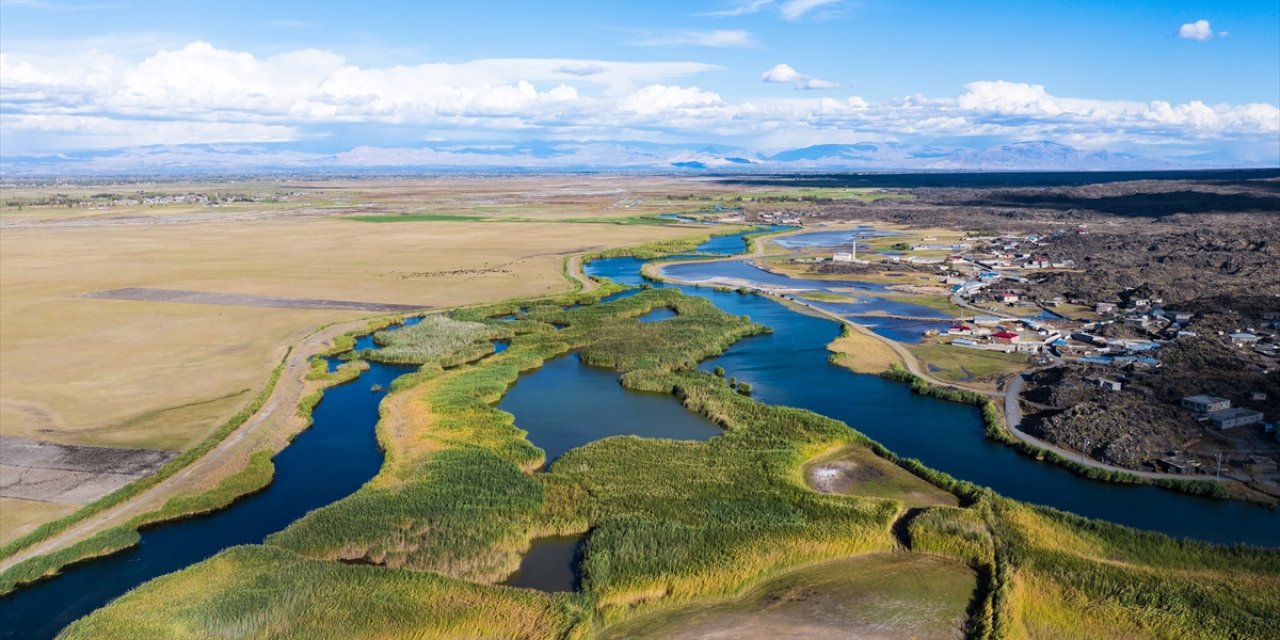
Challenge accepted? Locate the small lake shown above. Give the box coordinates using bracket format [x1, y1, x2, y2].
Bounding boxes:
[638, 307, 676, 323]
[497, 353, 722, 467]
[501, 534, 583, 592]
[771, 227, 899, 249]
[660, 260, 954, 343]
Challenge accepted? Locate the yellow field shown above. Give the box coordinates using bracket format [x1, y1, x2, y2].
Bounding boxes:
[826, 328, 902, 374]
[0, 217, 697, 451]
[0, 499, 78, 546]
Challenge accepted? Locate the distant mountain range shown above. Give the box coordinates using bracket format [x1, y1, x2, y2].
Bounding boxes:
[0, 140, 1239, 176]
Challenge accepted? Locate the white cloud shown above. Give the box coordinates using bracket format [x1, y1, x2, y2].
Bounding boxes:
[799, 78, 839, 90]
[0, 41, 1275, 160]
[630, 29, 754, 48]
[761, 63, 839, 90]
[1178, 19, 1214, 41]
[0, 0, 125, 11]
[702, 0, 775, 17]
[779, 0, 842, 21]
[619, 84, 724, 116]
[703, 0, 843, 21]
[761, 63, 801, 83]
[957, 80, 1063, 115]
[556, 63, 606, 77]
[2, 114, 298, 149]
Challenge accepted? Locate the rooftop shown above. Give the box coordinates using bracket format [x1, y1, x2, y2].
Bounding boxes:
[1207, 407, 1264, 421]
[1183, 394, 1229, 405]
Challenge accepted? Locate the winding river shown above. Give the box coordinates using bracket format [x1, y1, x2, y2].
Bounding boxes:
[2, 324, 423, 639]
[585, 231, 1280, 547]
[3, 227, 1277, 638]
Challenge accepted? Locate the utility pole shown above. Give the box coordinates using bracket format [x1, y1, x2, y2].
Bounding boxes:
[1080, 437, 1089, 464]
[1216, 452, 1222, 480]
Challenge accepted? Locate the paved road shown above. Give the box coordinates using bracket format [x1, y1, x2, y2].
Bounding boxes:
[658, 251, 1221, 485]
[1002, 373, 1201, 481]
[0, 316, 388, 573]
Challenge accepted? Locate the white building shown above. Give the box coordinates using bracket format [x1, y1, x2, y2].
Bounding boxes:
[1182, 395, 1231, 414]
[1207, 408, 1265, 430]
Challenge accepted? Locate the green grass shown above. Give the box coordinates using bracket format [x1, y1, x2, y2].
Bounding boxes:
[363, 315, 508, 365]
[795, 291, 854, 303]
[881, 293, 967, 316]
[50, 268, 1278, 640]
[59, 545, 587, 640]
[69, 286, 912, 636]
[907, 341, 1029, 382]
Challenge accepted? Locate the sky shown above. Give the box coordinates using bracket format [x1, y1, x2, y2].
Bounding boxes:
[1, 0, 1278, 164]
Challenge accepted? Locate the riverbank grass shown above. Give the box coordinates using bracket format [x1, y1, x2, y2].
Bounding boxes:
[53, 272, 1280, 640]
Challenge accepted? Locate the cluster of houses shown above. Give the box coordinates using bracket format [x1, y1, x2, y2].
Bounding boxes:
[941, 316, 1064, 354]
[752, 210, 802, 225]
[69, 191, 297, 209]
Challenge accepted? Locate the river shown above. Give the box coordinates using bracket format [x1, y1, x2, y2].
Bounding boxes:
[1, 322, 424, 639]
[583, 229, 1280, 547]
[3, 227, 1276, 638]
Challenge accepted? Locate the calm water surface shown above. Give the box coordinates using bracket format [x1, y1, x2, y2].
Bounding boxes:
[661, 260, 953, 343]
[5, 227, 1277, 639]
[1, 330, 423, 639]
[501, 535, 583, 592]
[585, 232, 1280, 547]
[497, 353, 721, 466]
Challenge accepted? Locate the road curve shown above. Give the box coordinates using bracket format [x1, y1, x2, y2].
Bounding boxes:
[566, 255, 598, 292]
[653, 253, 1222, 486]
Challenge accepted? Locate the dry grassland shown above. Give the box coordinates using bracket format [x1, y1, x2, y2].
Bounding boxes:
[0, 499, 78, 545]
[0, 176, 724, 545]
[826, 329, 903, 375]
[0, 218, 691, 449]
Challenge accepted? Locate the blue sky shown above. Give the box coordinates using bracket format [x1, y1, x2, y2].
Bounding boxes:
[2, 0, 1277, 164]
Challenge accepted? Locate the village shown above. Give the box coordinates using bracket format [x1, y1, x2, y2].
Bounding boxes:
[749, 212, 1280, 496]
[0, 188, 301, 210]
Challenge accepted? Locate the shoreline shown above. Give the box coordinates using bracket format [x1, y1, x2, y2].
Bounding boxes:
[0, 250, 612, 582]
[641, 252, 1261, 503]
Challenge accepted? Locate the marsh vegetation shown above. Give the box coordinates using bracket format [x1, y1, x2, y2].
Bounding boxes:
[59, 282, 1279, 639]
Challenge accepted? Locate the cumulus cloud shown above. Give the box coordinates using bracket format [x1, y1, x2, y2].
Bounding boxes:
[1178, 19, 1217, 41]
[761, 63, 839, 90]
[761, 63, 801, 83]
[630, 29, 754, 48]
[0, 41, 1276, 160]
[619, 84, 724, 115]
